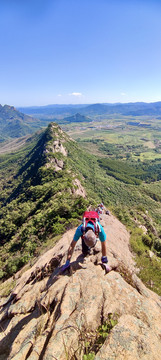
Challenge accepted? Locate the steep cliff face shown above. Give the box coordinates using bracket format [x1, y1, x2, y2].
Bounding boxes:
[0, 212, 161, 360]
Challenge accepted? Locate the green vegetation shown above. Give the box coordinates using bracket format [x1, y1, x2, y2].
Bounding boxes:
[64, 313, 118, 359]
[0, 104, 41, 141]
[98, 158, 142, 184]
[0, 278, 16, 297]
[0, 124, 91, 279]
[130, 226, 161, 295]
[1, 121, 161, 285]
[0, 116, 161, 296]
[69, 114, 161, 164]
[82, 313, 118, 359]
[98, 157, 161, 184]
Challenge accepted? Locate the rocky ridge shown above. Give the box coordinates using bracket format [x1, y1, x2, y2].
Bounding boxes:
[0, 212, 161, 359]
[44, 123, 86, 196]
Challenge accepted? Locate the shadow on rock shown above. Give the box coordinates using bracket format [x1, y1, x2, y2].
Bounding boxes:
[0, 308, 40, 359]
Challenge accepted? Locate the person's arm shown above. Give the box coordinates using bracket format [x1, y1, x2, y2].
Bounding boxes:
[61, 240, 76, 272]
[99, 225, 108, 265]
[66, 224, 82, 261]
[101, 240, 111, 272]
[67, 240, 77, 261]
[99, 223, 107, 258]
[101, 240, 107, 257]
[61, 225, 82, 272]
[61, 224, 82, 272]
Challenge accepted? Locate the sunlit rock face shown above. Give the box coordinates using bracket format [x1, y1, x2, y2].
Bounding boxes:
[0, 212, 161, 360]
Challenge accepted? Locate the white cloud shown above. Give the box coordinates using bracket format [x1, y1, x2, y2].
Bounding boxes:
[121, 92, 126, 96]
[57, 94, 62, 97]
[69, 92, 83, 97]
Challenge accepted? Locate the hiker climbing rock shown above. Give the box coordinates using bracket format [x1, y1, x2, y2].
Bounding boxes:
[62, 210, 111, 273]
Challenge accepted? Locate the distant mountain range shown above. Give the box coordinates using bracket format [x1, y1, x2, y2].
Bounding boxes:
[0, 104, 41, 141]
[1, 101, 161, 142]
[18, 101, 161, 117]
[18, 104, 88, 116]
[81, 102, 161, 116]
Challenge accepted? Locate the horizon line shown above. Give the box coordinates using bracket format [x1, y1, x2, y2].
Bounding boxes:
[15, 100, 161, 108]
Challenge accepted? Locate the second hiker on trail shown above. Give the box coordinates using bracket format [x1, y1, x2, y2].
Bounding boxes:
[62, 210, 111, 273]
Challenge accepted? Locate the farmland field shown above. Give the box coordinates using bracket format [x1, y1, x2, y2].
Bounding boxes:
[63, 115, 161, 161]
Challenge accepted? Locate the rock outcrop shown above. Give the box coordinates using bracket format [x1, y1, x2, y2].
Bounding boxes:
[43, 123, 86, 197]
[44, 124, 68, 172]
[0, 213, 161, 360]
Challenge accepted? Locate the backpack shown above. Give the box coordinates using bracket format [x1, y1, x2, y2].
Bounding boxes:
[82, 211, 100, 236]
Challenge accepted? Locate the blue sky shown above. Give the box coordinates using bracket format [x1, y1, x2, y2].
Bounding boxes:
[0, 0, 161, 106]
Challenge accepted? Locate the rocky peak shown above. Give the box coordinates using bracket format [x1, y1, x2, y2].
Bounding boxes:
[3, 104, 16, 111]
[42, 123, 86, 196]
[0, 211, 160, 359]
[43, 123, 68, 171]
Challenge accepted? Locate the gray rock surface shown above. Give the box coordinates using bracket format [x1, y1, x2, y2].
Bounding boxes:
[0, 213, 161, 360]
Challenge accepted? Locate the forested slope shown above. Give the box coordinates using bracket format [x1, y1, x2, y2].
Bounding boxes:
[0, 104, 41, 141]
[0, 123, 90, 278]
[0, 122, 161, 294]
